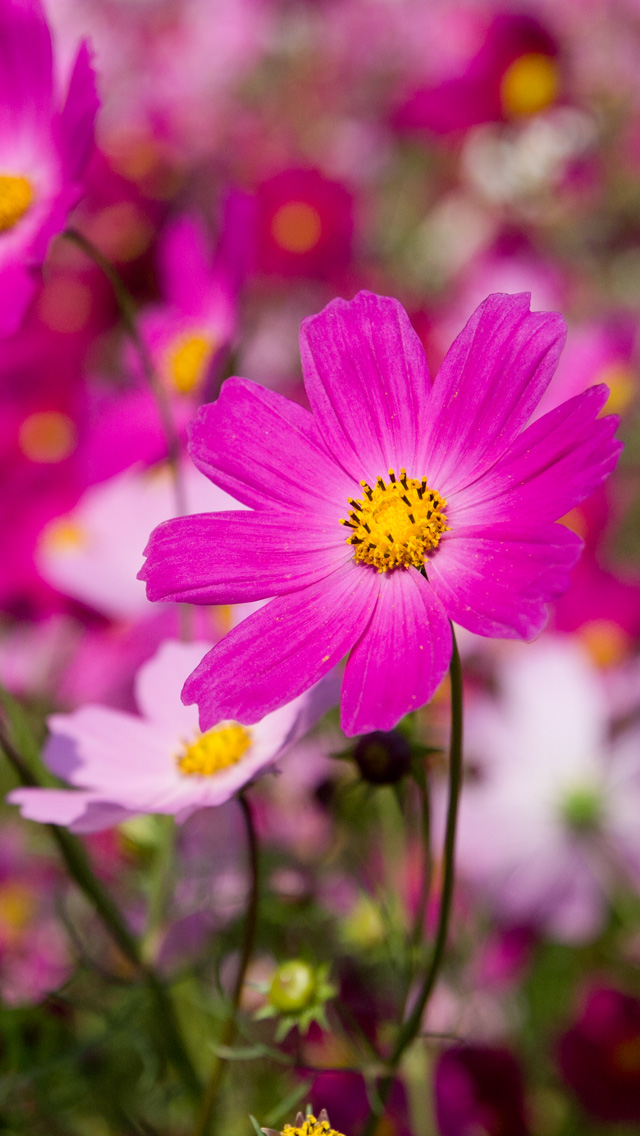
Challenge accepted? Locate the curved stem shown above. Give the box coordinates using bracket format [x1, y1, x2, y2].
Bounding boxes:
[62, 227, 187, 518]
[361, 628, 463, 1136]
[192, 793, 260, 1136]
[0, 723, 201, 1102]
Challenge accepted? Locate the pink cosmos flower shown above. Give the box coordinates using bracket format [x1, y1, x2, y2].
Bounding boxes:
[256, 168, 353, 281]
[394, 13, 560, 135]
[140, 290, 621, 737]
[37, 460, 242, 621]
[134, 202, 249, 401]
[452, 636, 640, 941]
[0, 0, 98, 335]
[8, 640, 327, 831]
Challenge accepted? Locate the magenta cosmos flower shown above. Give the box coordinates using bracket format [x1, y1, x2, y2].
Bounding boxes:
[0, 0, 98, 335]
[140, 290, 621, 737]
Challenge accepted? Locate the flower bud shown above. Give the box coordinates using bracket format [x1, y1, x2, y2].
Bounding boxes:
[353, 729, 411, 785]
[268, 960, 317, 1013]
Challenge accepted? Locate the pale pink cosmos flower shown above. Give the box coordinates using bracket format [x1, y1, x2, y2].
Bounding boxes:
[8, 640, 330, 831]
[37, 460, 244, 621]
[453, 636, 640, 942]
[0, 0, 98, 334]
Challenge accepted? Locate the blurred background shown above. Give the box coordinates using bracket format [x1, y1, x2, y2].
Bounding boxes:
[2, 0, 640, 1133]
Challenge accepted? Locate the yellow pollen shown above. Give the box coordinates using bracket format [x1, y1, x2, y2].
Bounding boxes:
[598, 363, 636, 416]
[500, 52, 559, 118]
[176, 723, 251, 777]
[18, 411, 77, 463]
[271, 201, 323, 253]
[166, 332, 214, 393]
[281, 1115, 345, 1136]
[341, 468, 448, 573]
[41, 518, 86, 553]
[0, 174, 34, 231]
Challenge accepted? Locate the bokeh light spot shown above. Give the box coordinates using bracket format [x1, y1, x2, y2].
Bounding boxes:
[18, 411, 77, 464]
[271, 201, 323, 253]
[500, 53, 559, 118]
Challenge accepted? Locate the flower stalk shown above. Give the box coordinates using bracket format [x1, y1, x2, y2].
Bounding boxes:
[361, 628, 464, 1135]
[0, 720, 201, 1102]
[192, 792, 260, 1136]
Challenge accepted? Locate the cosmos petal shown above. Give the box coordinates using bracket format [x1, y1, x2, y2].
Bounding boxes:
[300, 290, 432, 483]
[188, 377, 354, 517]
[448, 385, 622, 526]
[341, 568, 452, 735]
[182, 561, 380, 730]
[422, 293, 566, 495]
[428, 522, 583, 639]
[140, 509, 350, 604]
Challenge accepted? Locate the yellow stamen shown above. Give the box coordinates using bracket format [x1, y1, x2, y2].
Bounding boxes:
[18, 411, 77, 463]
[0, 174, 34, 231]
[281, 1113, 345, 1136]
[271, 201, 322, 253]
[176, 723, 251, 777]
[341, 468, 448, 573]
[166, 332, 214, 394]
[500, 52, 559, 118]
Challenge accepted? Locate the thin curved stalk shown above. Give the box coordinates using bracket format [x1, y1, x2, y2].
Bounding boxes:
[361, 628, 464, 1135]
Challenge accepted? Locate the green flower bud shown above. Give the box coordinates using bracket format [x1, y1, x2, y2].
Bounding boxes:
[268, 960, 317, 1013]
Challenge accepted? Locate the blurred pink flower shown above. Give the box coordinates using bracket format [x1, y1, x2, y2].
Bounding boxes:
[134, 198, 252, 401]
[0, 0, 98, 335]
[435, 1044, 530, 1136]
[256, 168, 353, 281]
[37, 459, 243, 620]
[9, 639, 328, 831]
[454, 636, 640, 941]
[558, 986, 640, 1123]
[394, 12, 560, 135]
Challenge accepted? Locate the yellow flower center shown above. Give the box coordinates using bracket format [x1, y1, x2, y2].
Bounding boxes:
[166, 332, 214, 394]
[341, 468, 448, 573]
[18, 411, 77, 463]
[500, 52, 559, 118]
[176, 723, 252, 777]
[271, 201, 323, 253]
[281, 1115, 344, 1136]
[0, 175, 34, 231]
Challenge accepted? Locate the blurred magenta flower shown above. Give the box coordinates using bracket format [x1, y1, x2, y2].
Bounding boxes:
[256, 169, 353, 280]
[435, 1044, 530, 1136]
[9, 640, 326, 831]
[558, 986, 640, 1123]
[453, 636, 640, 941]
[141, 290, 620, 737]
[134, 197, 252, 400]
[394, 12, 560, 135]
[0, 0, 98, 335]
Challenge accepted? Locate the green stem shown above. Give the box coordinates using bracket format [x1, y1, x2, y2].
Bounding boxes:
[361, 628, 463, 1136]
[191, 794, 260, 1136]
[410, 778, 432, 957]
[142, 815, 176, 961]
[0, 723, 201, 1102]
